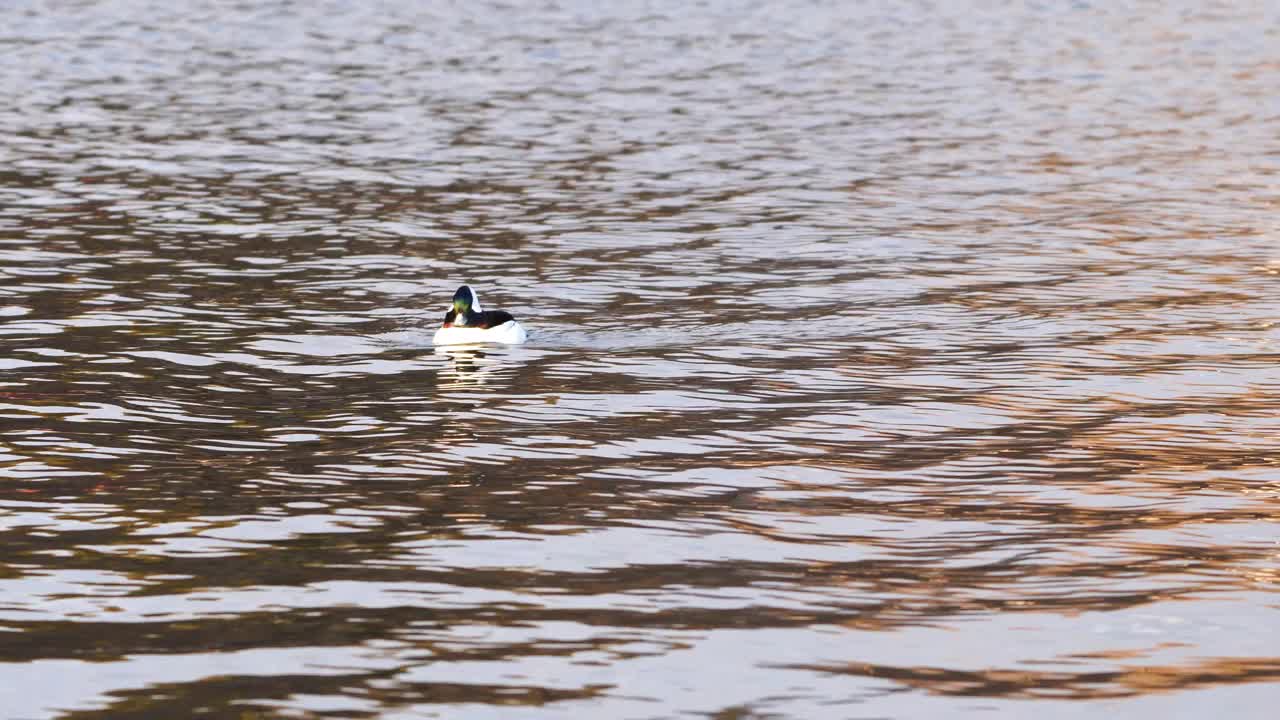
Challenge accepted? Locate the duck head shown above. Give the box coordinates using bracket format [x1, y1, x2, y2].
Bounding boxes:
[450, 285, 483, 325]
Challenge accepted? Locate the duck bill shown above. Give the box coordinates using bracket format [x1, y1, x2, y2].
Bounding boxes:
[452, 302, 470, 325]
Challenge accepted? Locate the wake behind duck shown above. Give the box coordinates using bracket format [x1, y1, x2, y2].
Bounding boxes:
[431, 284, 527, 345]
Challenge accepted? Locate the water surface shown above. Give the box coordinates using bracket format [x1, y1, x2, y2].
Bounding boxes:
[1, 1, 1278, 717]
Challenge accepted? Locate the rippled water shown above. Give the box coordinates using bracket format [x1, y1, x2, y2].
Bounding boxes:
[2, 1, 1279, 717]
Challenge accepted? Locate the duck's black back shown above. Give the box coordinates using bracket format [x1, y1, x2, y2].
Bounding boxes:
[443, 309, 515, 328]
[475, 310, 514, 328]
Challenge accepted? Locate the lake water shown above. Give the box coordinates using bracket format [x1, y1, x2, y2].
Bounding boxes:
[1, 1, 1278, 717]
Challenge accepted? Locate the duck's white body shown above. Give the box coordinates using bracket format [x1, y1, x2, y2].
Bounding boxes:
[431, 285, 528, 345]
[432, 320, 527, 346]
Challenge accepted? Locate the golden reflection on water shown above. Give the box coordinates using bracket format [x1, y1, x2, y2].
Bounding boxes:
[1, 0, 1279, 718]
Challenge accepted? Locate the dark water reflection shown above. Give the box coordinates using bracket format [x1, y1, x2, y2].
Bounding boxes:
[2, 0, 1279, 717]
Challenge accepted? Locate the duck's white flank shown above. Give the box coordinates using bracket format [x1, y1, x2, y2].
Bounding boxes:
[432, 320, 527, 346]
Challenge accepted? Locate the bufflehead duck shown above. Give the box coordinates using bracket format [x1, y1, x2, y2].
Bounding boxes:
[431, 285, 527, 345]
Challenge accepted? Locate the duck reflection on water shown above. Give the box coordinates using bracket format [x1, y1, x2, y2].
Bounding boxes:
[434, 345, 503, 389]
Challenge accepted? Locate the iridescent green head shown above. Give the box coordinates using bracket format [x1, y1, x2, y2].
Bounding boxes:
[452, 285, 476, 315]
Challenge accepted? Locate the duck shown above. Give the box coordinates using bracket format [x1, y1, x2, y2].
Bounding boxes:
[431, 284, 528, 345]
